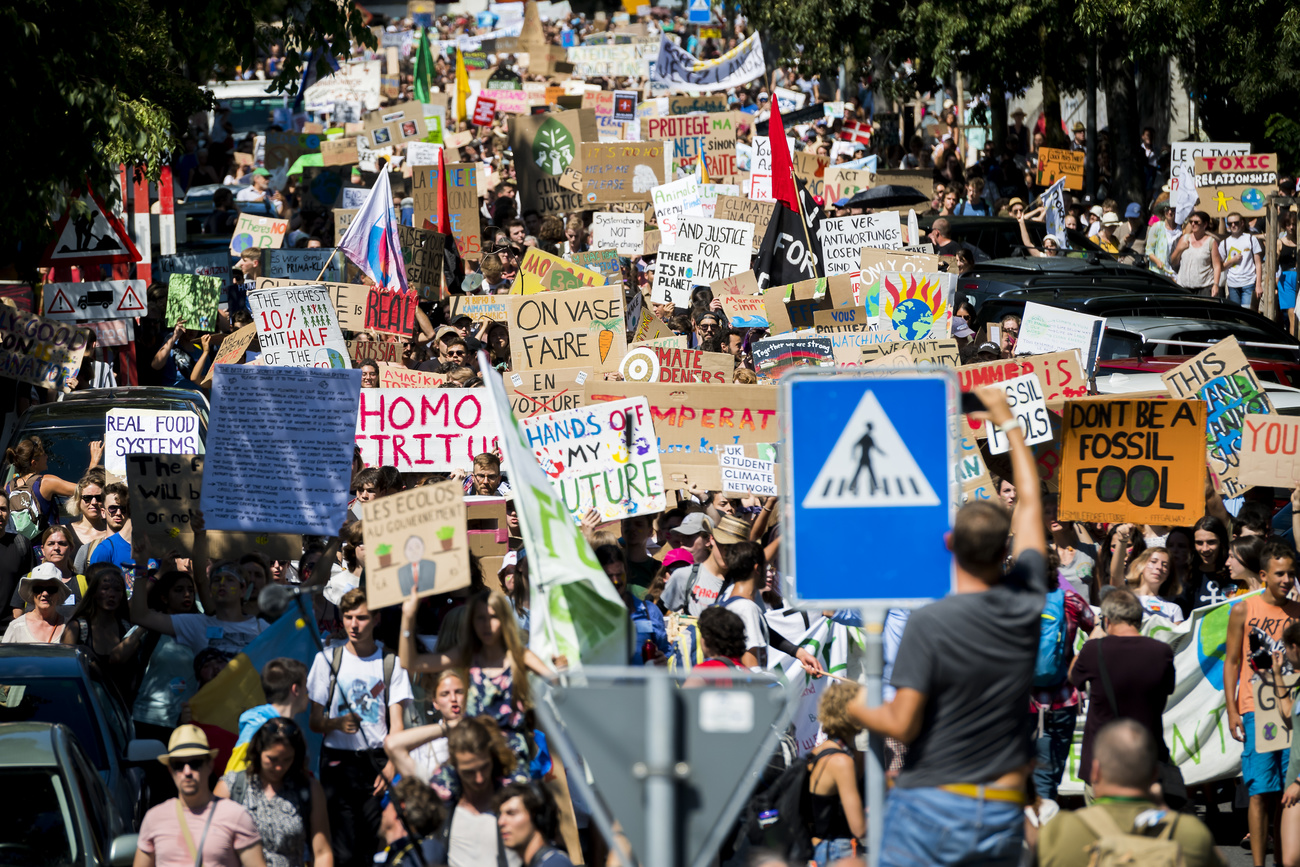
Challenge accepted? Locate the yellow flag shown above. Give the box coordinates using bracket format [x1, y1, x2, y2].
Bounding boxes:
[455, 49, 471, 123]
[698, 153, 712, 184]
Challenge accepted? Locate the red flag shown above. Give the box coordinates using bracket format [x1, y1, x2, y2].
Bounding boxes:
[767, 100, 800, 213]
[435, 146, 452, 236]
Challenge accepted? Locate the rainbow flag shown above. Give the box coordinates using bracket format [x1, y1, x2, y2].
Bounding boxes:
[188, 612, 322, 774]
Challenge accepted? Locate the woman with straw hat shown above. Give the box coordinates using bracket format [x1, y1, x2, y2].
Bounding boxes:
[2, 563, 70, 643]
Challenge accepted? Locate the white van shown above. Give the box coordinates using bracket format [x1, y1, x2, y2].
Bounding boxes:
[206, 80, 289, 139]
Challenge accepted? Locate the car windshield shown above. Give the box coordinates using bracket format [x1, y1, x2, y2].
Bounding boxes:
[0, 680, 106, 769]
[0, 769, 76, 867]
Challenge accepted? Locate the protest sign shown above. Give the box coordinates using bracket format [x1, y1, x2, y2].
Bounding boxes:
[366, 286, 419, 336]
[822, 167, 873, 208]
[356, 388, 501, 472]
[698, 182, 740, 217]
[445, 163, 482, 259]
[510, 110, 598, 215]
[507, 367, 591, 418]
[379, 365, 445, 388]
[650, 31, 764, 92]
[720, 293, 769, 328]
[643, 113, 741, 180]
[613, 90, 638, 121]
[347, 339, 403, 365]
[710, 269, 760, 298]
[752, 334, 836, 380]
[580, 141, 664, 202]
[256, 278, 369, 332]
[986, 373, 1053, 454]
[264, 131, 316, 169]
[650, 176, 704, 246]
[651, 245, 695, 307]
[361, 482, 471, 608]
[230, 213, 289, 254]
[42, 280, 146, 322]
[199, 324, 258, 386]
[154, 251, 232, 285]
[1058, 397, 1207, 524]
[586, 381, 778, 487]
[628, 336, 688, 352]
[472, 96, 496, 125]
[321, 137, 359, 166]
[1254, 675, 1298, 754]
[858, 337, 961, 368]
[1160, 336, 1273, 499]
[363, 100, 427, 146]
[877, 271, 955, 340]
[126, 454, 300, 559]
[1016, 301, 1104, 371]
[1241, 414, 1300, 488]
[956, 351, 1088, 435]
[959, 435, 996, 503]
[568, 42, 655, 78]
[511, 248, 607, 294]
[201, 366, 361, 534]
[304, 60, 382, 112]
[104, 409, 202, 476]
[1194, 153, 1278, 216]
[507, 285, 625, 372]
[591, 212, 645, 255]
[762, 277, 835, 334]
[520, 397, 666, 521]
[632, 309, 674, 343]
[818, 213, 903, 275]
[166, 273, 221, 332]
[854, 247, 944, 313]
[334, 208, 358, 240]
[299, 167, 346, 210]
[1036, 147, 1084, 190]
[248, 284, 351, 368]
[812, 306, 885, 363]
[719, 445, 777, 497]
[668, 94, 729, 114]
[675, 217, 753, 284]
[397, 224, 447, 297]
[570, 248, 623, 284]
[715, 195, 776, 251]
[621, 346, 731, 384]
[449, 294, 508, 323]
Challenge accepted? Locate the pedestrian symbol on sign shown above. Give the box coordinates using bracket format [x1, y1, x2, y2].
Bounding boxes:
[802, 389, 938, 508]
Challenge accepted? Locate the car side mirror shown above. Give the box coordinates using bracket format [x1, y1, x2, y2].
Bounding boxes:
[109, 834, 138, 867]
[126, 739, 166, 764]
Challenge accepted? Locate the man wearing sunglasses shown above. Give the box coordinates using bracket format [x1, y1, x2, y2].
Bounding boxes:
[87, 482, 134, 571]
[692, 310, 723, 350]
[136, 725, 266, 867]
[1218, 211, 1263, 309]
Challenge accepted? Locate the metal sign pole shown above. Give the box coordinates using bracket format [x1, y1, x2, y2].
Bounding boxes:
[645, 670, 676, 867]
[863, 607, 886, 867]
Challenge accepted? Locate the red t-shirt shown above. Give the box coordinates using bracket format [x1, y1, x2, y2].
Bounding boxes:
[693, 657, 745, 687]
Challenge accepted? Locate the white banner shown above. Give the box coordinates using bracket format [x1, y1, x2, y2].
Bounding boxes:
[650, 32, 765, 93]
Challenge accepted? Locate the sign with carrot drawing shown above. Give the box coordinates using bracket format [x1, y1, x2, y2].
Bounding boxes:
[506, 285, 626, 372]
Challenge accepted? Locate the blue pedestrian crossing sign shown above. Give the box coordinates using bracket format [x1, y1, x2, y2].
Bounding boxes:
[688, 0, 712, 24]
[781, 368, 958, 606]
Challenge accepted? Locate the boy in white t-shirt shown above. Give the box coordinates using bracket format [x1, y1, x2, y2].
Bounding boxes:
[308, 588, 412, 867]
[1218, 212, 1263, 308]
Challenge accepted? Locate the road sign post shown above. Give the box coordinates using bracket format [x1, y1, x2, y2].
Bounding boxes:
[780, 367, 959, 866]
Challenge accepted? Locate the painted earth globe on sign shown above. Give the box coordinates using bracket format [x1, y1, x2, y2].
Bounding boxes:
[892, 298, 935, 340]
[1241, 187, 1265, 210]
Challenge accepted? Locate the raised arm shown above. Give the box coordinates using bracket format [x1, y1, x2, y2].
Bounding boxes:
[129, 563, 176, 636]
[152, 322, 185, 371]
[384, 719, 456, 779]
[399, 587, 459, 674]
[191, 511, 214, 615]
[974, 383, 1045, 559]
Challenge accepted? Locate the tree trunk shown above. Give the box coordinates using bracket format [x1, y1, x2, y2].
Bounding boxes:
[1102, 44, 1147, 209]
[1040, 24, 1069, 149]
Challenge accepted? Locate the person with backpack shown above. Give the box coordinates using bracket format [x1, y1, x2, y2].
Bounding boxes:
[3, 436, 103, 540]
[0, 492, 34, 635]
[1029, 560, 1096, 804]
[308, 587, 412, 867]
[683, 607, 750, 688]
[806, 683, 866, 866]
[215, 717, 333, 867]
[1035, 720, 1223, 866]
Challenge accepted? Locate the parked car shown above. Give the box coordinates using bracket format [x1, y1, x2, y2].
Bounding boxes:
[0, 645, 166, 826]
[2, 386, 209, 495]
[0, 722, 138, 866]
[955, 256, 1184, 310]
[917, 215, 1103, 261]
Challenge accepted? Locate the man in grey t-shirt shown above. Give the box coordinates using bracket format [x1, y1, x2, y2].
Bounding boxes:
[850, 384, 1047, 867]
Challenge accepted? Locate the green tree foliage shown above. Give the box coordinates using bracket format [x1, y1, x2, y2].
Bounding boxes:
[0, 0, 374, 273]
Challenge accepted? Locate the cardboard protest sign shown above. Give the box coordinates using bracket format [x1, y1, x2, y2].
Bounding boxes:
[853, 247, 945, 313]
[446, 163, 482, 259]
[347, 339, 403, 365]
[877, 271, 955, 340]
[507, 367, 591, 418]
[520, 397, 666, 521]
[321, 137, 359, 166]
[958, 435, 996, 503]
[669, 94, 729, 114]
[720, 293, 770, 328]
[1058, 397, 1207, 524]
[510, 110, 598, 215]
[127, 454, 301, 559]
[632, 309, 674, 343]
[1195, 153, 1278, 216]
[585, 382, 778, 488]
[580, 141, 665, 203]
[104, 408, 202, 476]
[676, 218, 754, 284]
[199, 324, 258, 386]
[1036, 147, 1084, 190]
[570, 248, 624, 284]
[858, 337, 961, 369]
[643, 113, 741, 181]
[762, 277, 834, 334]
[256, 278, 368, 332]
[166, 274, 221, 332]
[651, 176, 704, 246]
[248, 284, 351, 368]
[202, 366, 361, 534]
[591, 213, 645, 255]
[510, 248, 607, 295]
[334, 208, 359, 240]
[230, 213, 289, 255]
[260, 247, 342, 283]
[365, 286, 419, 336]
[1160, 336, 1273, 498]
[1016, 301, 1104, 372]
[719, 445, 778, 497]
[264, 131, 315, 169]
[42, 280, 146, 322]
[508, 285, 625, 372]
[812, 306, 886, 363]
[817, 213, 903, 276]
[449, 294, 508, 323]
[1252, 674, 1298, 754]
[361, 482, 471, 608]
[356, 388, 501, 472]
[363, 100, 427, 147]
[752, 334, 836, 379]
[397, 224, 447, 297]
[379, 364, 445, 389]
[710, 269, 760, 298]
[1241, 414, 1300, 488]
[822, 167, 873, 208]
[956, 352, 1088, 440]
[620, 345, 732, 384]
[715, 195, 775, 251]
[986, 373, 1053, 454]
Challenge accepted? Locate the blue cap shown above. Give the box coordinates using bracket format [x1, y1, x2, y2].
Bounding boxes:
[1124, 203, 1141, 219]
[834, 197, 851, 208]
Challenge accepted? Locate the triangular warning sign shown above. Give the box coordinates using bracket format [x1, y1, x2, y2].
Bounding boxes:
[47, 287, 75, 315]
[40, 187, 141, 267]
[802, 389, 939, 508]
[690, 0, 708, 9]
[117, 283, 147, 314]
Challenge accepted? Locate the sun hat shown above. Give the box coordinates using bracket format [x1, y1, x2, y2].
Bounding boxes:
[1089, 205, 1104, 218]
[18, 563, 70, 605]
[1007, 197, 1026, 209]
[157, 724, 219, 766]
[1101, 211, 1121, 226]
[713, 514, 753, 546]
[1073, 122, 1085, 132]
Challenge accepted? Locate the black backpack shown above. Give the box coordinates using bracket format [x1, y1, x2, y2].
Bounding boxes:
[743, 744, 850, 863]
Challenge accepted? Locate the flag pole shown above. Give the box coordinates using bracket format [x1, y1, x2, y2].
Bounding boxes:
[313, 248, 339, 282]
